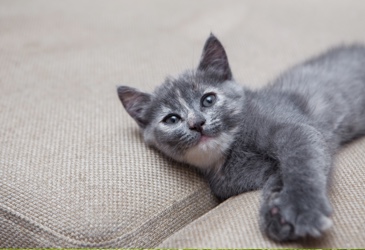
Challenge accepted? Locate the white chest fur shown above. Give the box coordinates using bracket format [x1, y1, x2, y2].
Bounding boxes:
[183, 132, 234, 171]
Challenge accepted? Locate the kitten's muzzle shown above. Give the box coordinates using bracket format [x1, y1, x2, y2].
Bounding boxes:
[188, 118, 206, 133]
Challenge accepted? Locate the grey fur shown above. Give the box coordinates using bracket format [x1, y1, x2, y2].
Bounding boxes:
[117, 34, 365, 241]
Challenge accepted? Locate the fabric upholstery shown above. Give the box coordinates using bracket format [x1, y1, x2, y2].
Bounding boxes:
[1, 0, 365, 248]
[159, 140, 365, 248]
[0, 0, 220, 247]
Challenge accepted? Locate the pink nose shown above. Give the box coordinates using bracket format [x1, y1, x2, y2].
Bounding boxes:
[189, 118, 206, 133]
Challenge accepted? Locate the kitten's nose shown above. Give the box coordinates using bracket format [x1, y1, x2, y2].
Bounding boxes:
[189, 118, 206, 133]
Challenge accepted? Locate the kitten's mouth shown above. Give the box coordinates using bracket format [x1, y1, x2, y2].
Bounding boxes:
[199, 135, 211, 143]
[196, 131, 218, 145]
[190, 130, 218, 147]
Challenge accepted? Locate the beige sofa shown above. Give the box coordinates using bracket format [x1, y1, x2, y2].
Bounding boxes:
[1, 0, 365, 248]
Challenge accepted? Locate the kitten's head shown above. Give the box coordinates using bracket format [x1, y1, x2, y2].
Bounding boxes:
[117, 34, 244, 171]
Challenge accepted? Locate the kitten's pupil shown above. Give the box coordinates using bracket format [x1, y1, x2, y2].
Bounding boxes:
[202, 93, 217, 107]
[163, 114, 180, 124]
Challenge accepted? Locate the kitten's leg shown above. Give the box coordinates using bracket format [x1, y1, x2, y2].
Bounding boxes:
[260, 124, 333, 241]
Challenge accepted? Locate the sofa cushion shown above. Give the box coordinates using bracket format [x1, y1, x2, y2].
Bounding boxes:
[1, 0, 365, 248]
[0, 0, 221, 247]
[159, 139, 365, 248]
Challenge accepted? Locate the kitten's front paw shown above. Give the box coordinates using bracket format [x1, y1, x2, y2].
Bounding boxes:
[260, 191, 333, 241]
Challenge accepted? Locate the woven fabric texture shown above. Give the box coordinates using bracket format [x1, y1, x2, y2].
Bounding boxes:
[0, 0, 221, 247]
[160, 140, 365, 248]
[1, 0, 365, 248]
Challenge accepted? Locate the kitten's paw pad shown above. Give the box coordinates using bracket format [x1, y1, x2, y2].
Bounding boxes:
[261, 194, 333, 241]
[265, 206, 295, 241]
[270, 207, 279, 215]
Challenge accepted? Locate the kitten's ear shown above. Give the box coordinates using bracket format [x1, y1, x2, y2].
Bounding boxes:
[197, 33, 232, 81]
[117, 86, 152, 128]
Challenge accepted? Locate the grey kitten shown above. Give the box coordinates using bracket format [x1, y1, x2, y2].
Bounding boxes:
[117, 34, 365, 241]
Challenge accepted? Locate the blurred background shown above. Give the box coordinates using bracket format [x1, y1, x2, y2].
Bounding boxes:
[2, 0, 365, 92]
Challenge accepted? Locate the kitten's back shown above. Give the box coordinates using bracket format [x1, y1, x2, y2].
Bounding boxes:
[269, 45, 365, 143]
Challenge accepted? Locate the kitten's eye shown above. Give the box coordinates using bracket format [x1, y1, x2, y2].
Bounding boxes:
[162, 114, 181, 124]
[201, 93, 217, 107]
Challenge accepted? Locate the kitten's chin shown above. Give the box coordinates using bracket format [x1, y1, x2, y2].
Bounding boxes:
[182, 132, 234, 171]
